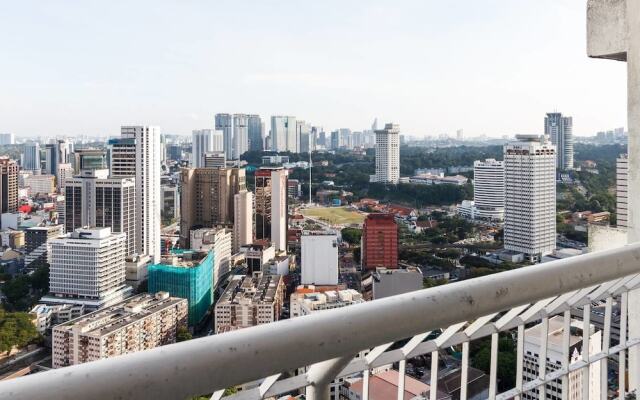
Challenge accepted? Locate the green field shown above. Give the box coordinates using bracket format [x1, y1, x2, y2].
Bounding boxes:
[301, 206, 366, 226]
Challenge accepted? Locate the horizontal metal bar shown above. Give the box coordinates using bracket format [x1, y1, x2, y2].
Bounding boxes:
[2, 243, 640, 400]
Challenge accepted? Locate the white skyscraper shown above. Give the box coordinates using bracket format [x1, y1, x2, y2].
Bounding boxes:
[271, 116, 297, 152]
[110, 126, 162, 263]
[545, 112, 573, 170]
[301, 231, 339, 286]
[271, 169, 288, 252]
[233, 114, 249, 160]
[46, 227, 130, 309]
[233, 190, 253, 253]
[192, 129, 217, 168]
[23, 142, 41, 171]
[617, 154, 628, 228]
[473, 159, 505, 221]
[370, 123, 400, 184]
[215, 113, 233, 158]
[504, 135, 556, 262]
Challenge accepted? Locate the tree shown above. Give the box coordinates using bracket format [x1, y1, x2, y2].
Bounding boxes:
[2, 276, 31, 311]
[471, 335, 516, 391]
[176, 326, 192, 342]
[341, 228, 362, 245]
[0, 309, 39, 354]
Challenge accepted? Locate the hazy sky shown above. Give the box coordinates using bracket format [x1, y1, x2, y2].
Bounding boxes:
[0, 1, 628, 138]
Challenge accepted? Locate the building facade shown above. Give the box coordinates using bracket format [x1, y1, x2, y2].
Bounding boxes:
[617, 154, 628, 228]
[504, 135, 557, 262]
[301, 231, 338, 286]
[215, 113, 233, 159]
[233, 190, 253, 253]
[270, 116, 297, 152]
[192, 129, 218, 168]
[232, 114, 248, 160]
[545, 112, 573, 170]
[362, 214, 398, 270]
[23, 142, 41, 171]
[370, 123, 400, 184]
[24, 225, 64, 270]
[473, 159, 505, 221]
[189, 228, 232, 287]
[271, 168, 288, 252]
[0, 157, 18, 221]
[52, 292, 187, 368]
[248, 114, 263, 151]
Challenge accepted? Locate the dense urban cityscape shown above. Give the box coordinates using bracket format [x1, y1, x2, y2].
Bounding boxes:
[2, 1, 640, 400]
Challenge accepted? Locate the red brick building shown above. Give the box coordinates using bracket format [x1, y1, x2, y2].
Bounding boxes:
[362, 213, 398, 270]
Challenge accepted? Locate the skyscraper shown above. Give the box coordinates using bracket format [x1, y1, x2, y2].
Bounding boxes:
[72, 149, 107, 174]
[215, 113, 233, 158]
[617, 154, 628, 228]
[271, 168, 288, 252]
[473, 159, 505, 221]
[255, 169, 273, 241]
[248, 114, 263, 151]
[233, 190, 254, 252]
[0, 157, 18, 217]
[24, 225, 64, 270]
[110, 126, 162, 263]
[179, 167, 246, 248]
[232, 114, 249, 159]
[43, 140, 72, 176]
[362, 214, 398, 270]
[270, 116, 297, 152]
[64, 169, 137, 256]
[301, 231, 339, 285]
[370, 123, 400, 184]
[504, 135, 556, 262]
[297, 121, 311, 153]
[192, 130, 218, 168]
[545, 112, 573, 170]
[23, 142, 41, 171]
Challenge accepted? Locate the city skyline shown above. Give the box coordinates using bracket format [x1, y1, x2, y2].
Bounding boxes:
[0, 1, 627, 138]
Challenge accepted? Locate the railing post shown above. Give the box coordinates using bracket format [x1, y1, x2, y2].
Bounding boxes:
[306, 355, 353, 400]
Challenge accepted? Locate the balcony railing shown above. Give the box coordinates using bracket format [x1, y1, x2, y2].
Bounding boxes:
[1, 242, 640, 400]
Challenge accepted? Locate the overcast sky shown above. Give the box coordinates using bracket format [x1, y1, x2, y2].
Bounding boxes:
[0, 1, 628, 138]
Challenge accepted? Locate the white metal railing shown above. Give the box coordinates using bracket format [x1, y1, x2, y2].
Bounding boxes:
[1, 243, 640, 400]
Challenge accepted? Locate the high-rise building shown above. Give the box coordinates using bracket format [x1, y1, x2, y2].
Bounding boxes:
[179, 167, 246, 248]
[214, 274, 284, 333]
[203, 152, 226, 168]
[110, 126, 162, 263]
[23, 174, 55, 195]
[192, 129, 218, 168]
[215, 113, 233, 158]
[233, 190, 253, 252]
[301, 231, 338, 285]
[24, 225, 64, 270]
[72, 149, 107, 174]
[23, 142, 41, 171]
[473, 159, 505, 221]
[148, 251, 214, 326]
[43, 140, 72, 176]
[64, 169, 137, 256]
[296, 121, 311, 153]
[45, 227, 130, 309]
[271, 168, 288, 252]
[370, 123, 400, 184]
[255, 169, 273, 241]
[270, 116, 297, 152]
[456, 129, 464, 141]
[362, 214, 398, 270]
[52, 292, 187, 369]
[504, 135, 556, 262]
[189, 228, 232, 287]
[248, 114, 263, 151]
[0, 133, 15, 145]
[617, 154, 628, 228]
[161, 184, 180, 222]
[545, 112, 573, 170]
[0, 158, 18, 218]
[232, 114, 248, 160]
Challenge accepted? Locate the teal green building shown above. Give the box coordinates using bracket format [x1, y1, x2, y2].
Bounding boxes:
[148, 251, 214, 326]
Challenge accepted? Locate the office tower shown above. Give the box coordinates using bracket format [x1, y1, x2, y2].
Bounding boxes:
[521, 316, 601, 399]
[23, 142, 41, 171]
[0, 133, 14, 145]
[56, 163, 73, 190]
[234, 190, 253, 252]
[270, 116, 297, 152]
[179, 167, 246, 248]
[330, 130, 340, 150]
[545, 112, 574, 170]
[287, 179, 301, 199]
[456, 129, 464, 141]
[203, 152, 226, 168]
[214, 274, 284, 333]
[46, 227, 130, 309]
[248, 114, 263, 151]
[242, 241, 276, 274]
[301, 231, 339, 285]
[189, 227, 232, 287]
[339, 128, 352, 149]
[473, 159, 505, 221]
[192, 129, 216, 168]
[215, 113, 233, 158]
[110, 126, 161, 263]
[296, 121, 310, 153]
[43, 140, 71, 176]
[372, 118, 378, 131]
[72, 149, 107, 174]
[255, 169, 273, 241]
[24, 225, 64, 270]
[64, 169, 137, 256]
[0, 158, 18, 217]
[52, 292, 188, 369]
[504, 135, 556, 262]
[232, 114, 248, 159]
[161, 184, 179, 222]
[270, 168, 288, 252]
[148, 251, 214, 326]
[318, 131, 327, 148]
[617, 154, 628, 228]
[362, 214, 398, 270]
[166, 144, 183, 161]
[370, 123, 400, 184]
[23, 174, 55, 195]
